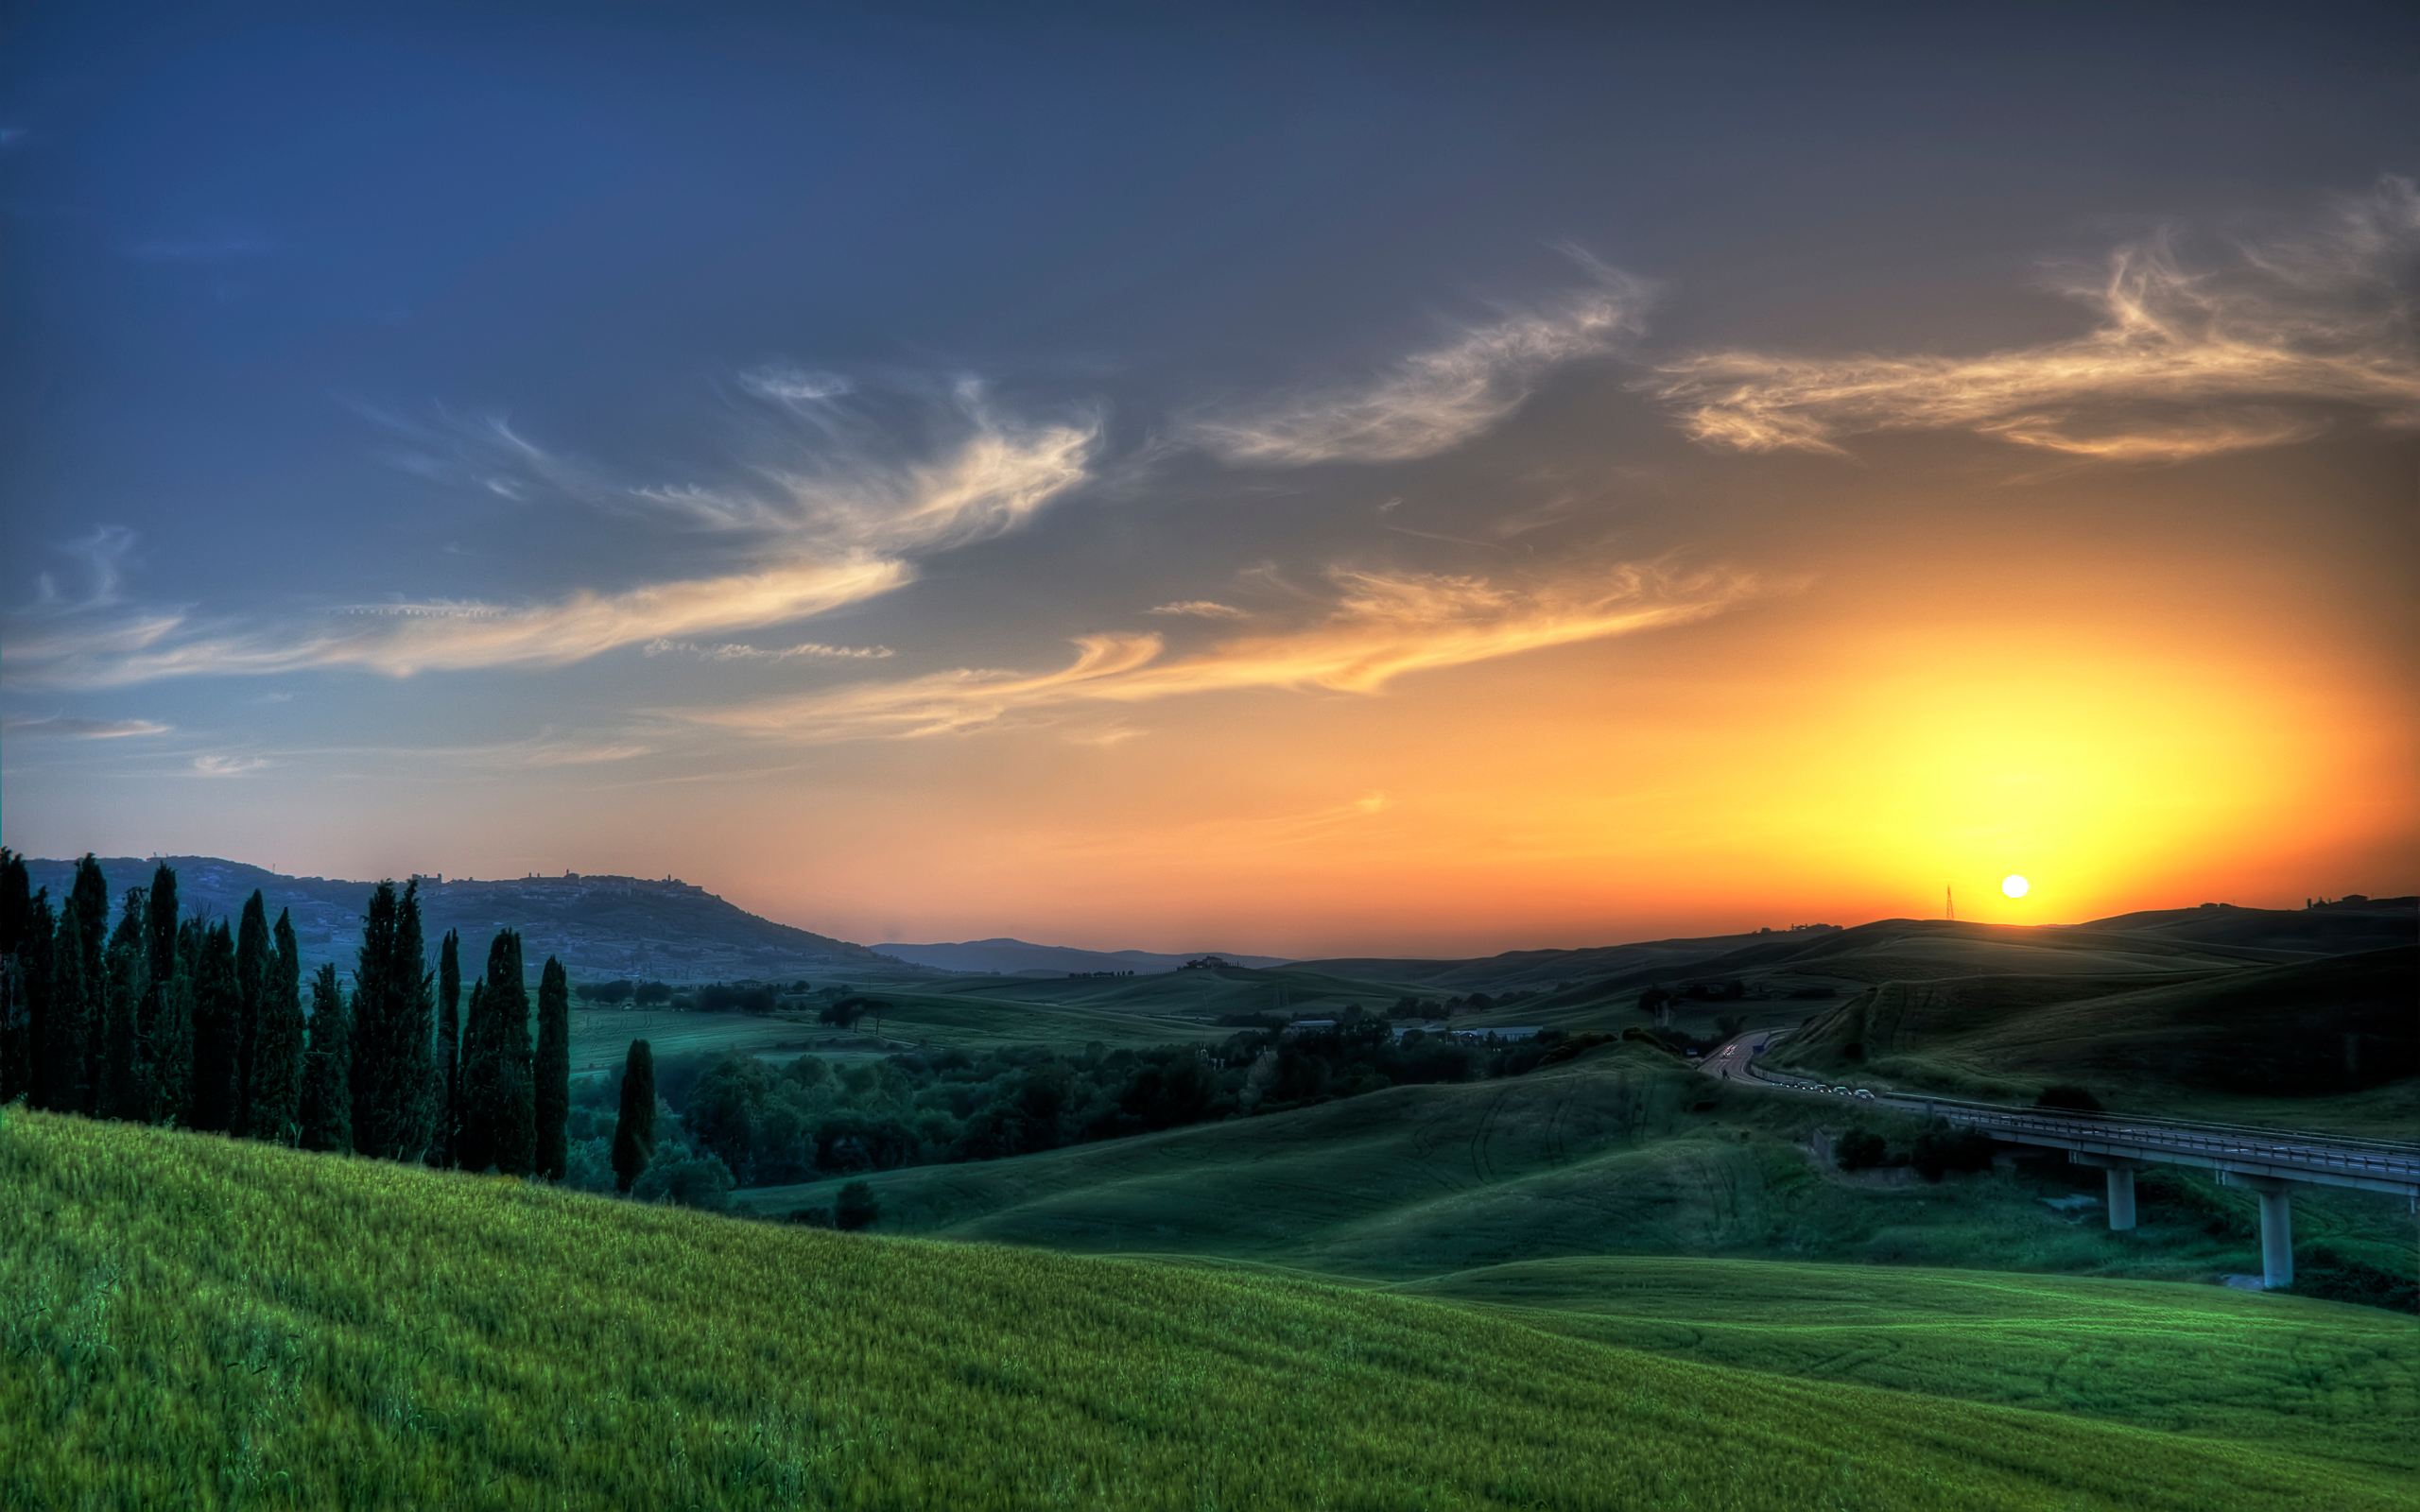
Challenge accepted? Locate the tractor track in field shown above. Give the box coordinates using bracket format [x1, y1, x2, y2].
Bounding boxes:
[1470, 1087, 1512, 1183]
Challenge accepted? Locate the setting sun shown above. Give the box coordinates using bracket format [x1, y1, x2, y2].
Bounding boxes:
[2002, 874, 2031, 900]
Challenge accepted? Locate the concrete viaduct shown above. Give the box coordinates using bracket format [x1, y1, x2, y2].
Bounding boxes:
[1710, 1034, 2420, 1290]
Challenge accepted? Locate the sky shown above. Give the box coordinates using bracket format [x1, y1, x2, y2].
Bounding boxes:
[3, 2, 2416, 956]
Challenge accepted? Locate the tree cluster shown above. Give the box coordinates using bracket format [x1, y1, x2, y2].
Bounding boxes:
[0, 851, 576, 1186]
[609, 1011, 1572, 1198]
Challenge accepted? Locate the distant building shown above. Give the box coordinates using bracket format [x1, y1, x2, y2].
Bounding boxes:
[1451, 1025, 1543, 1042]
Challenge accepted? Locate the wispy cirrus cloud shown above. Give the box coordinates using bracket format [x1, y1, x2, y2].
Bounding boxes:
[6, 557, 910, 689]
[1147, 600, 1249, 620]
[191, 753, 271, 777]
[7, 378, 1098, 691]
[1189, 256, 1651, 465]
[1652, 177, 2420, 462]
[643, 637, 894, 662]
[0, 713, 171, 740]
[670, 559, 1763, 743]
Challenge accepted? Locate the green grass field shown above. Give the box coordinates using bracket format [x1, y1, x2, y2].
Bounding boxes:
[569, 988, 1229, 1077]
[733, 1044, 2417, 1287]
[1399, 1256, 2420, 1480]
[7, 1108, 2413, 1510]
[1772, 946, 2419, 1134]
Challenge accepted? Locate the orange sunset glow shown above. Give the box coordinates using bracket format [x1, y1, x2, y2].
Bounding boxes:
[3, 19, 2413, 958]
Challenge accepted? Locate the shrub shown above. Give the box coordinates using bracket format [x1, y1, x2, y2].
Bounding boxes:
[1910, 1124, 1996, 1182]
[1835, 1128, 1891, 1170]
[631, 1154, 734, 1212]
[2034, 1083, 2103, 1113]
[2293, 1246, 2419, 1314]
[835, 1179, 880, 1232]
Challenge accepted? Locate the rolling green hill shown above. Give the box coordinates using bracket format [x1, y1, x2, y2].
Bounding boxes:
[6, 1109, 2411, 1510]
[732, 1044, 2414, 1286]
[1773, 946, 2420, 1130]
[1400, 1256, 2419, 1481]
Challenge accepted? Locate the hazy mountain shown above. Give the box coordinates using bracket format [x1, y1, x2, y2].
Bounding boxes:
[1299, 898, 2415, 994]
[19, 855, 908, 986]
[875, 937, 1292, 976]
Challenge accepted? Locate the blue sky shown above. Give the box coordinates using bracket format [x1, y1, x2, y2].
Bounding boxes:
[4, 3, 2415, 953]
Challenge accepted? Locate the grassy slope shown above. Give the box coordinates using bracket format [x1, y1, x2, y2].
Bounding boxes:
[734, 1046, 2414, 1284]
[1399, 1256, 2419, 1481]
[1773, 947, 2420, 1132]
[6, 1109, 2411, 1511]
[568, 990, 1228, 1075]
[923, 962, 1414, 1015]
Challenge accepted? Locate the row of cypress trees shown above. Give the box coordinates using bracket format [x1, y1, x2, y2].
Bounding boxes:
[0, 850, 574, 1180]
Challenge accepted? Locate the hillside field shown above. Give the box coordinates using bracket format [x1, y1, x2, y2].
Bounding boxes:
[734, 1044, 2419, 1288]
[6, 1108, 2413, 1510]
[1773, 946, 2420, 1133]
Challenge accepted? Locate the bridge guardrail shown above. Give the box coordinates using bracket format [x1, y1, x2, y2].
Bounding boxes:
[1732, 1042, 2420, 1178]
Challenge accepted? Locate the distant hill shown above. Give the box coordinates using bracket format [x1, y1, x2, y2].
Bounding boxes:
[18, 855, 903, 985]
[1772, 945, 2419, 1132]
[875, 937, 1291, 976]
[1301, 899, 2415, 997]
[2077, 898, 2416, 956]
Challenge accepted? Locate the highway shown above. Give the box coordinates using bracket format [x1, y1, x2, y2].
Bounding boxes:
[1699, 1029, 2420, 1194]
[1698, 1027, 2419, 1287]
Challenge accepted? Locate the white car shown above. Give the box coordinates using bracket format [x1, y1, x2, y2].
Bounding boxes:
[1854, 1089, 1876, 1099]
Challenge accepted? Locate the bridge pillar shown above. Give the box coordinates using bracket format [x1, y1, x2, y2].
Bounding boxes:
[2223, 1174, 2295, 1289]
[2068, 1153, 2148, 1231]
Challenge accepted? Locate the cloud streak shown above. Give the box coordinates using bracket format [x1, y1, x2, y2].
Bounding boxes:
[8, 382, 1098, 690]
[0, 713, 171, 740]
[643, 637, 894, 662]
[1190, 260, 1650, 465]
[1652, 178, 2420, 462]
[671, 560, 1762, 742]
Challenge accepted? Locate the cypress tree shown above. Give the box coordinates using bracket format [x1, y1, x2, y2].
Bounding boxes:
[149, 928, 196, 1125]
[350, 881, 436, 1161]
[245, 909, 306, 1143]
[233, 890, 270, 1130]
[434, 929, 461, 1167]
[455, 981, 493, 1171]
[98, 888, 149, 1120]
[491, 931, 534, 1177]
[138, 864, 183, 1119]
[18, 892, 56, 1108]
[612, 1039, 656, 1194]
[0, 850, 29, 1104]
[40, 909, 91, 1112]
[298, 964, 353, 1153]
[534, 955, 571, 1180]
[459, 929, 535, 1175]
[145, 865, 180, 997]
[0, 849, 26, 960]
[68, 855, 109, 1111]
[188, 921, 242, 1131]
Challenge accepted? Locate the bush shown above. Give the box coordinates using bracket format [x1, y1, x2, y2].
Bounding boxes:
[2292, 1246, 2418, 1314]
[1835, 1128, 1891, 1170]
[2034, 1083, 2103, 1112]
[835, 1179, 880, 1232]
[632, 1154, 735, 1211]
[1910, 1124, 1996, 1181]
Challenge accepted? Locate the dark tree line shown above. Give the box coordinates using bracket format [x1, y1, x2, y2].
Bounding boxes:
[0, 850, 578, 1184]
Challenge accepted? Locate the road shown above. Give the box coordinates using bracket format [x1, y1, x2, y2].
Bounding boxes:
[1697, 1030, 2420, 1198]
